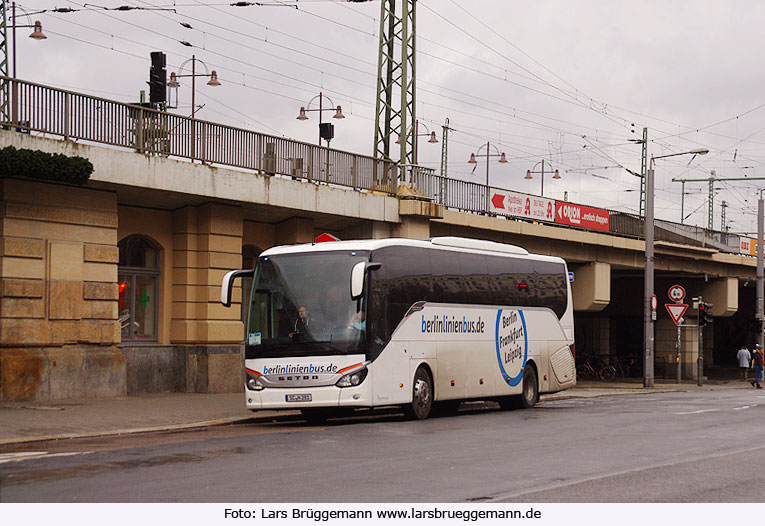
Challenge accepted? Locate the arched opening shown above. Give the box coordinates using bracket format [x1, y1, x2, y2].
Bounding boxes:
[118, 235, 161, 342]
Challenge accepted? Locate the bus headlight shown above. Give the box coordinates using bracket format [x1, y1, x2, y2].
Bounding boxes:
[246, 372, 265, 391]
[336, 367, 368, 388]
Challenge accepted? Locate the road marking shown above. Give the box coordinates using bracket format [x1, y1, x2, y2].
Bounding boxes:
[0, 451, 92, 464]
[674, 409, 720, 415]
[733, 404, 757, 410]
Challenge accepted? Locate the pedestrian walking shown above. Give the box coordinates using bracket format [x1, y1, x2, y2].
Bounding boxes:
[750, 344, 764, 389]
[737, 345, 752, 381]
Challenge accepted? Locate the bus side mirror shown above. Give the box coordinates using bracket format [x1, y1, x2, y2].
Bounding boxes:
[350, 262, 381, 300]
[221, 269, 254, 307]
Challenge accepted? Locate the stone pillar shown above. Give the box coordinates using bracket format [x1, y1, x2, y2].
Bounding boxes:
[572, 262, 610, 312]
[276, 217, 314, 245]
[655, 317, 679, 379]
[595, 318, 610, 355]
[171, 203, 244, 393]
[701, 278, 738, 318]
[0, 179, 122, 401]
[393, 199, 443, 239]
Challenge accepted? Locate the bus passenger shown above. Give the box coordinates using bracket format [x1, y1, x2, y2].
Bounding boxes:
[349, 310, 366, 331]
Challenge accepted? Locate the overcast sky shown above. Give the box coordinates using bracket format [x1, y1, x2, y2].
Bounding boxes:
[18, 0, 765, 235]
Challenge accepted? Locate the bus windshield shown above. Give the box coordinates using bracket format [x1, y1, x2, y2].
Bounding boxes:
[246, 251, 370, 358]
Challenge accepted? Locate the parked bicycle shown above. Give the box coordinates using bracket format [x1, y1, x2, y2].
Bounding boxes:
[576, 354, 617, 382]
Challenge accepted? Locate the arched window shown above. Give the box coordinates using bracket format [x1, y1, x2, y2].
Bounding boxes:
[118, 236, 160, 342]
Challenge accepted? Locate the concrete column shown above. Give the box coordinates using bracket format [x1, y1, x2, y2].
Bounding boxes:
[393, 199, 442, 239]
[595, 318, 610, 355]
[0, 179, 123, 401]
[701, 278, 738, 317]
[340, 220, 392, 241]
[572, 262, 610, 312]
[654, 317, 679, 379]
[275, 217, 314, 245]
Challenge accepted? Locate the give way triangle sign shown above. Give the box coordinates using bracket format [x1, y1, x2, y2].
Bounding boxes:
[665, 303, 688, 325]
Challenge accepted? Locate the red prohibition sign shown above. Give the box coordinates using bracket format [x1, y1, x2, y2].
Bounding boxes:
[668, 285, 686, 303]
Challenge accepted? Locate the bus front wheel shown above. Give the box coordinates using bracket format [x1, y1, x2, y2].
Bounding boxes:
[403, 366, 433, 420]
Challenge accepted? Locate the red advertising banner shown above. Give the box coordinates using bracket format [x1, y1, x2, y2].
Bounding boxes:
[490, 188, 556, 222]
[555, 202, 610, 231]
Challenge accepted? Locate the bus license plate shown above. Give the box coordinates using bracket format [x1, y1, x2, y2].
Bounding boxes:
[286, 394, 312, 402]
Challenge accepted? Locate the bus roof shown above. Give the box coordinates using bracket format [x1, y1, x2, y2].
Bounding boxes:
[260, 237, 566, 265]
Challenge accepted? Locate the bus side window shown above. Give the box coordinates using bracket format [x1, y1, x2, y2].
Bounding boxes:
[429, 249, 461, 304]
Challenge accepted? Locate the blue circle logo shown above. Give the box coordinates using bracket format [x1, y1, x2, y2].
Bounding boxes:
[495, 309, 528, 386]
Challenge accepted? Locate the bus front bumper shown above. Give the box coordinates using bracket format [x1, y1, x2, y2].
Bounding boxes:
[245, 381, 372, 411]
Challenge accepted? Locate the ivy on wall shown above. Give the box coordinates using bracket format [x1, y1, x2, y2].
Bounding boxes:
[0, 146, 94, 185]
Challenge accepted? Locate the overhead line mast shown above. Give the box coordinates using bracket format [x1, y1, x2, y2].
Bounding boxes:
[373, 0, 416, 185]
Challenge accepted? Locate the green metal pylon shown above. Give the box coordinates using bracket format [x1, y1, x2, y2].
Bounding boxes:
[373, 0, 416, 184]
[708, 175, 715, 230]
[439, 117, 453, 204]
[721, 200, 727, 232]
[639, 127, 648, 217]
[0, 0, 9, 123]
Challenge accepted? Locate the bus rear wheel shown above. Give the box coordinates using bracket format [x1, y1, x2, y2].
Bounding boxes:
[498, 366, 538, 410]
[403, 366, 433, 420]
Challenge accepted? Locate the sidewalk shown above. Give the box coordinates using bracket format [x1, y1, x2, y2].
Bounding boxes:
[0, 379, 753, 446]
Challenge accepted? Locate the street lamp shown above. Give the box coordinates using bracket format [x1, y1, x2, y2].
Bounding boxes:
[296, 92, 345, 147]
[167, 55, 221, 160]
[644, 147, 708, 388]
[468, 141, 508, 211]
[397, 119, 438, 165]
[9, 2, 47, 80]
[6, 2, 47, 125]
[525, 159, 560, 198]
[168, 55, 221, 120]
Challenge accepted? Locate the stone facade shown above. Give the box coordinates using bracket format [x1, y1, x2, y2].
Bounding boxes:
[0, 178, 124, 401]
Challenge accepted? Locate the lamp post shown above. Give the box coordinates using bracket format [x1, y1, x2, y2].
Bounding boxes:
[644, 147, 709, 388]
[409, 120, 438, 165]
[10, 2, 46, 79]
[525, 159, 560, 198]
[167, 55, 221, 160]
[296, 92, 345, 147]
[468, 141, 508, 211]
[7, 2, 47, 125]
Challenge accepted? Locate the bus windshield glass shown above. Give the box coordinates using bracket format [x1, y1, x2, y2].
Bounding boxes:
[246, 251, 370, 358]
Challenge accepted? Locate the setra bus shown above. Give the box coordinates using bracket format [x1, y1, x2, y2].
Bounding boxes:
[221, 236, 576, 421]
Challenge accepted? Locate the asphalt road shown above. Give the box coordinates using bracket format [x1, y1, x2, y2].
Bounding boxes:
[1, 389, 764, 503]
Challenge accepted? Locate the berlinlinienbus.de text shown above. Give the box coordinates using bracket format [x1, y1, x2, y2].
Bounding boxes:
[421, 314, 486, 334]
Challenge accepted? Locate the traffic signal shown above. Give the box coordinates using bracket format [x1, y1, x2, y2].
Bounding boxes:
[319, 122, 334, 143]
[699, 302, 712, 327]
[148, 51, 167, 104]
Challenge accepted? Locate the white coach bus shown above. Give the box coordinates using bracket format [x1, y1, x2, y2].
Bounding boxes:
[221, 237, 576, 421]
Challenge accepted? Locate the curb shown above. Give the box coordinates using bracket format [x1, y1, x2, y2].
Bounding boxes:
[0, 411, 301, 447]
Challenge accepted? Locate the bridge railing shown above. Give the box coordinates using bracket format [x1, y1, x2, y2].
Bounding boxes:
[0, 77, 752, 258]
[1, 77, 399, 194]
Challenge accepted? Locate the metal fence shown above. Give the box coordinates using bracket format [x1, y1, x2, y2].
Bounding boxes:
[1, 77, 399, 193]
[0, 77, 752, 257]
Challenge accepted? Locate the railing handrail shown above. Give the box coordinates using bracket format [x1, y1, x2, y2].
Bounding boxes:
[0, 76, 385, 160]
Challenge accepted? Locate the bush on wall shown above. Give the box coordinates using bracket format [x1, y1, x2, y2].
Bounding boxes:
[0, 146, 94, 185]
